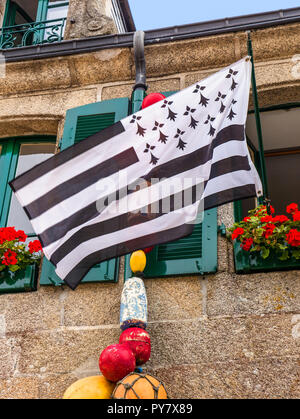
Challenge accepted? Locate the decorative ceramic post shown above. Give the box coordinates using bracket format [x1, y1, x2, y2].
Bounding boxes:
[120, 250, 148, 331]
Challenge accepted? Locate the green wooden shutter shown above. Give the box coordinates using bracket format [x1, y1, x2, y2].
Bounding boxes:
[40, 98, 130, 286]
[0, 141, 14, 223]
[124, 209, 217, 279]
[0, 140, 20, 227]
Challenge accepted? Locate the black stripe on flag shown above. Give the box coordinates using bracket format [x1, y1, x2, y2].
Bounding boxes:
[204, 184, 257, 210]
[144, 124, 245, 182]
[64, 223, 195, 290]
[208, 155, 250, 180]
[24, 147, 139, 219]
[50, 183, 201, 266]
[10, 121, 125, 192]
[38, 124, 246, 247]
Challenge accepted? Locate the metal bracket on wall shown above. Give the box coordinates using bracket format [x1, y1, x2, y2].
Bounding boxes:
[218, 223, 227, 236]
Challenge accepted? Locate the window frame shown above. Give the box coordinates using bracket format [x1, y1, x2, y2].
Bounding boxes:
[234, 102, 300, 223]
[2, 0, 69, 47]
[36, 0, 69, 22]
[233, 102, 300, 273]
[0, 135, 56, 227]
[36, 0, 69, 44]
[0, 136, 56, 293]
[3, 1, 34, 28]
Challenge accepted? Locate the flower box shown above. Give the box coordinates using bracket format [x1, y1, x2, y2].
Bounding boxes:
[0, 227, 43, 293]
[0, 264, 38, 294]
[234, 241, 300, 273]
[229, 203, 300, 274]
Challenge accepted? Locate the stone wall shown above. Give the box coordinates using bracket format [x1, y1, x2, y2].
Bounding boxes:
[0, 23, 300, 398]
[64, 0, 117, 40]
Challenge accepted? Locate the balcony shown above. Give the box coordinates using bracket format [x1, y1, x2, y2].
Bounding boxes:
[0, 17, 66, 49]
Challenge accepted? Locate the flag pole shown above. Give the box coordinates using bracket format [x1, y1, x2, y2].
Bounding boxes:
[247, 31, 270, 209]
[132, 31, 148, 113]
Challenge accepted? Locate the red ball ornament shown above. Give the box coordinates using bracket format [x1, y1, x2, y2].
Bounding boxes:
[143, 246, 154, 254]
[119, 328, 151, 366]
[99, 344, 136, 383]
[142, 93, 166, 109]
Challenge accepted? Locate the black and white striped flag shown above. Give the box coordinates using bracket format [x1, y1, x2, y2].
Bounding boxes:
[10, 57, 262, 290]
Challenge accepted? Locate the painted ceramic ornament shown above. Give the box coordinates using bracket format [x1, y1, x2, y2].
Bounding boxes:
[99, 344, 136, 383]
[142, 93, 166, 109]
[120, 276, 148, 331]
[119, 327, 151, 365]
[130, 250, 147, 274]
[112, 373, 168, 399]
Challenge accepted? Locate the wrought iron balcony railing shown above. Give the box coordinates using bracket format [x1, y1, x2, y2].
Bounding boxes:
[0, 18, 67, 50]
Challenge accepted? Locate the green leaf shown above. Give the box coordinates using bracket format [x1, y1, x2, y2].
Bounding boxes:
[278, 243, 288, 251]
[257, 228, 265, 237]
[251, 245, 260, 252]
[291, 249, 300, 260]
[260, 247, 270, 259]
[8, 265, 20, 272]
[278, 250, 289, 261]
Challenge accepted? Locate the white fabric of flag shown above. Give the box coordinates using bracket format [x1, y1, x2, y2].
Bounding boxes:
[10, 56, 262, 290]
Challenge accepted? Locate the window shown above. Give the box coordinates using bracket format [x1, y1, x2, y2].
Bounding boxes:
[110, 0, 127, 33]
[0, 137, 56, 292]
[233, 104, 300, 273]
[124, 208, 218, 279]
[1, 0, 69, 48]
[235, 105, 300, 220]
[0, 138, 56, 228]
[40, 0, 69, 39]
[3, 0, 39, 27]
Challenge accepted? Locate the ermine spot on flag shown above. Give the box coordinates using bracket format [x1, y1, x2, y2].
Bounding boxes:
[10, 56, 262, 290]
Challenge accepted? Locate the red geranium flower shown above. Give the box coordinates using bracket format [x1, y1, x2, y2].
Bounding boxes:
[243, 217, 251, 222]
[2, 249, 18, 266]
[272, 215, 289, 224]
[260, 215, 273, 223]
[241, 238, 254, 251]
[286, 203, 299, 214]
[286, 229, 300, 247]
[263, 224, 276, 239]
[293, 211, 300, 222]
[16, 230, 27, 242]
[0, 227, 18, 244]
[256, 205, 275, 215]
[28, 240, 43, 254]
[231, 227, 244, 240]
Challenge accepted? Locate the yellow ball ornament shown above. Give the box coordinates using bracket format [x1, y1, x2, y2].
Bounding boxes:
[130, 250, 147, 273]
[62, 375, 115, 399]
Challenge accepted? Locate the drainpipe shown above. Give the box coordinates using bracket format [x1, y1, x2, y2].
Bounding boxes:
[131, 30, 148, 113]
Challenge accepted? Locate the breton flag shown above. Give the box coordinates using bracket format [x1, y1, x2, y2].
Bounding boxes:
[10, 56, 262, 290]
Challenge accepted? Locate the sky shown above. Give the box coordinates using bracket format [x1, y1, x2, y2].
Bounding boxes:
[128, 0, 300, 31]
